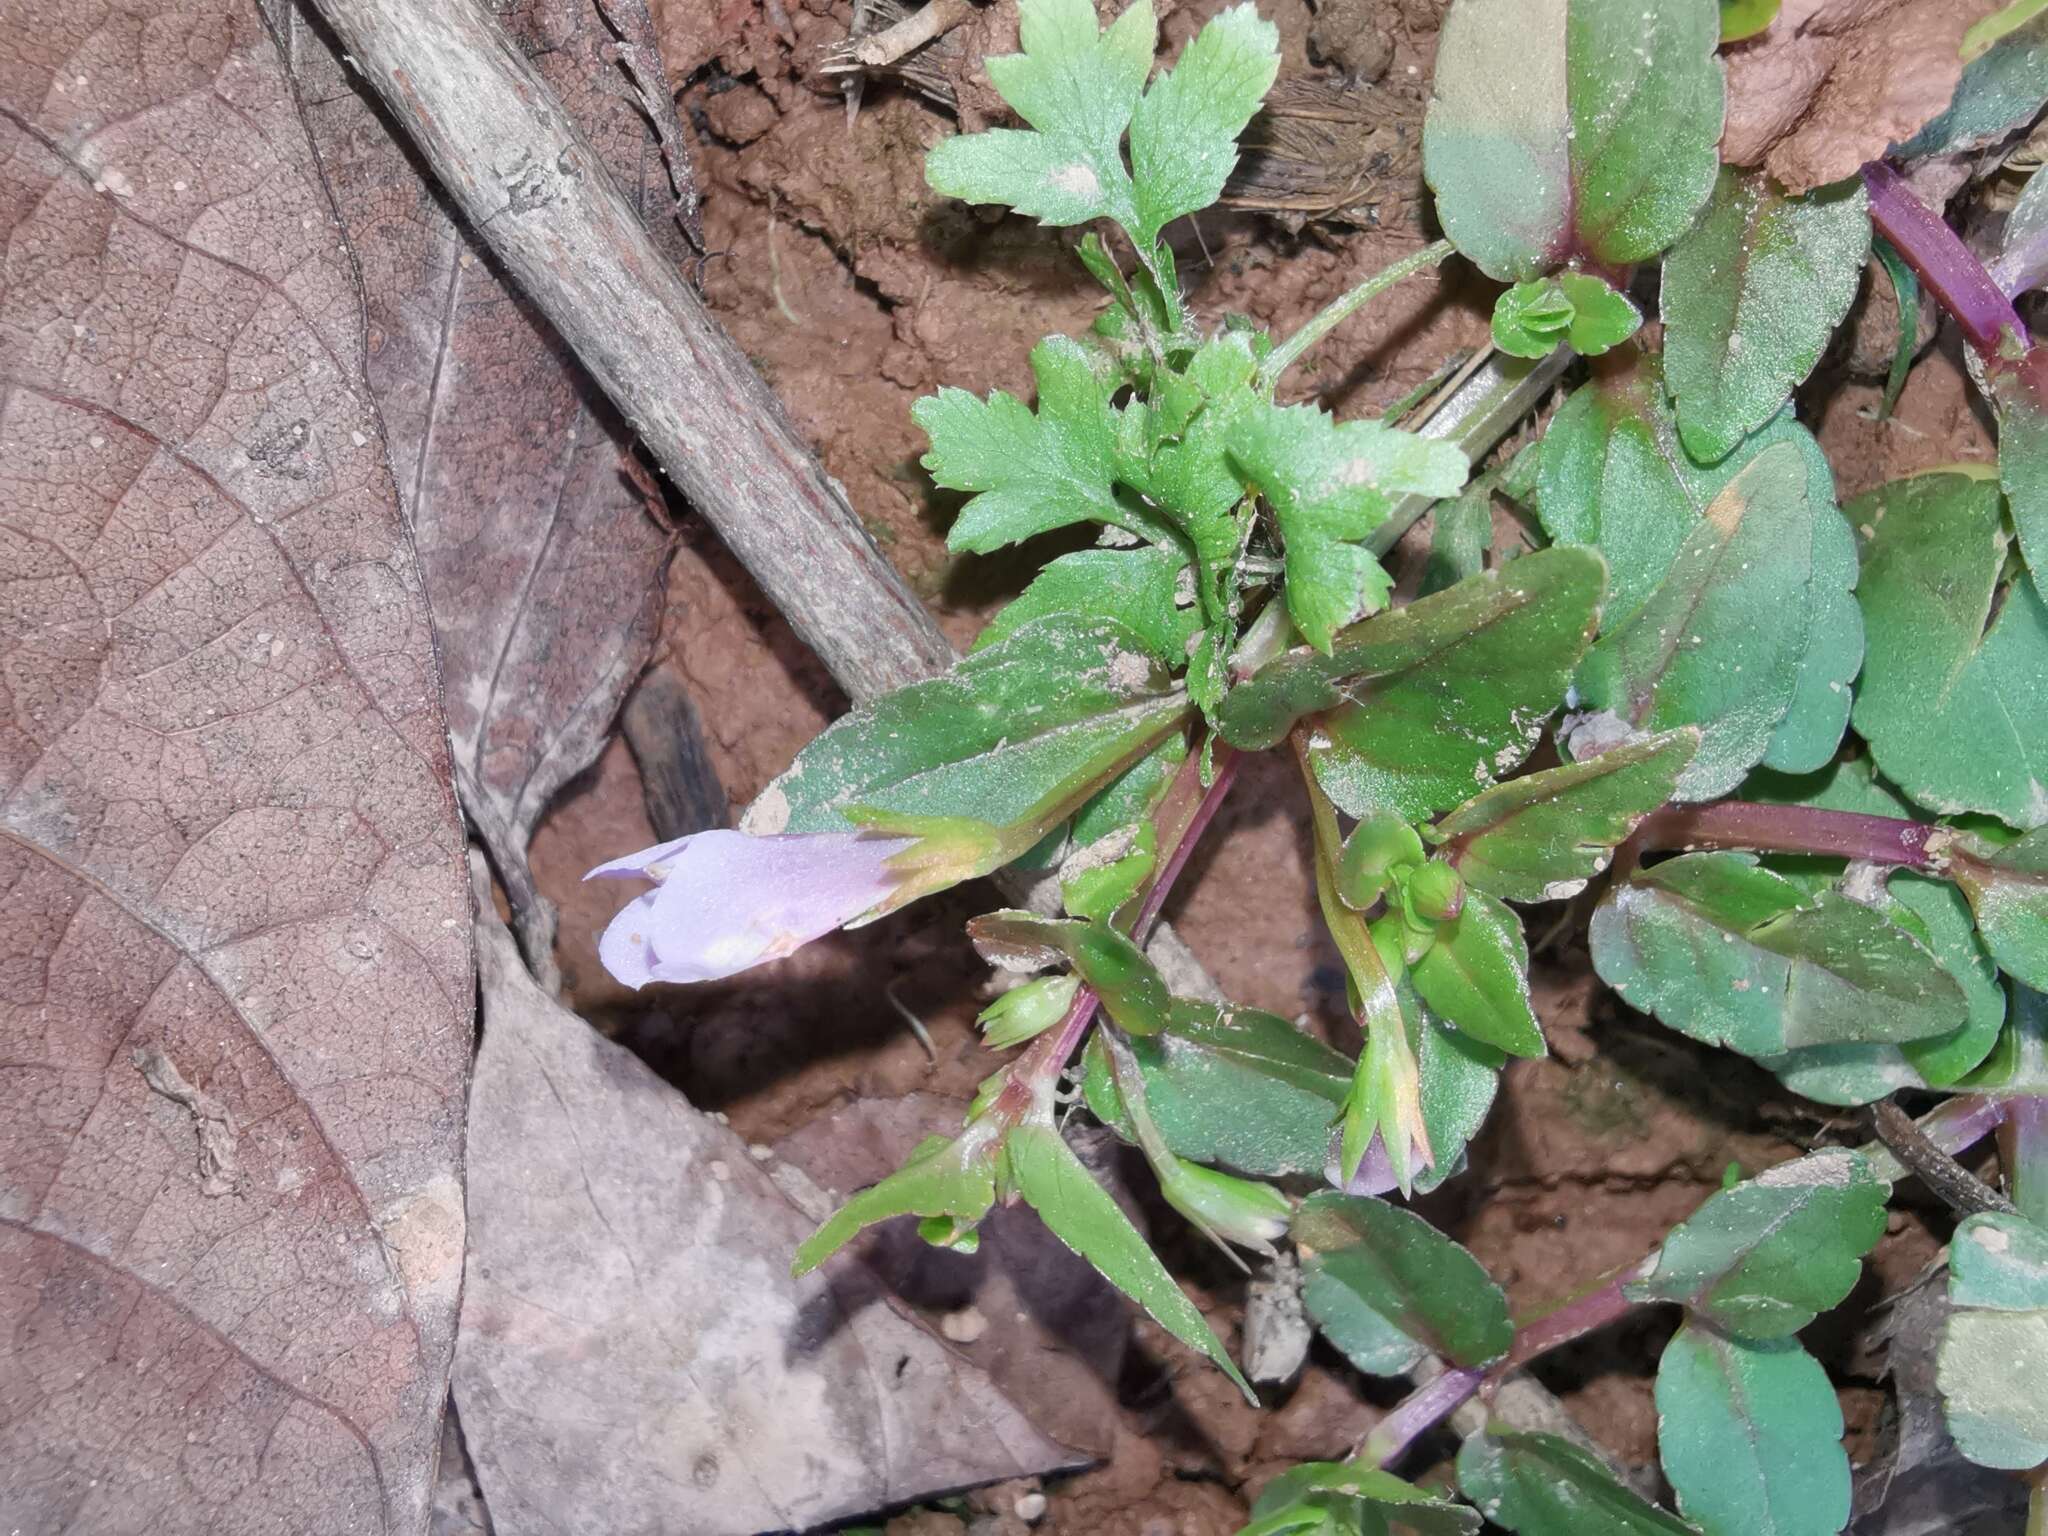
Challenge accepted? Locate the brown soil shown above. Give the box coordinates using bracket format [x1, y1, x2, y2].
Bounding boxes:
[521, 0, 1988, 1527]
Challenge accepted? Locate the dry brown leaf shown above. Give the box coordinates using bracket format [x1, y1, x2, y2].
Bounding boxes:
[0, 3, 472, 1530]
[456, 868, 1082, 1535]
[1722, 0, 2000, 194]
[281, 0, 677, 987]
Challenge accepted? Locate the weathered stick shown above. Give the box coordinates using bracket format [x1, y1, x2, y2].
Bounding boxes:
[311, 0, 955, 702]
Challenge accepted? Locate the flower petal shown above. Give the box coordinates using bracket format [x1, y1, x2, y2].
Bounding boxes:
[584, 833, 699, 881]
[591, 829, 917, 987]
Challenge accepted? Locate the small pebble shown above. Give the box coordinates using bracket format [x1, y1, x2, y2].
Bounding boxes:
[1014, 1492, 1047, 1523]
[940, 1305, 987, 1343]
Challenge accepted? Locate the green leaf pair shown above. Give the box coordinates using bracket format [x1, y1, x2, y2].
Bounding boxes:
[1490, 272, 1641, 360]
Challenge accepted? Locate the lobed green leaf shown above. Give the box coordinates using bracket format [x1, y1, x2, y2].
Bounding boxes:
[1127, 2, 1280, 244]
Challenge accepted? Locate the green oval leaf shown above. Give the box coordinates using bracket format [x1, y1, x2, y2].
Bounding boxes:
[1082, 1000, 1354, 1176]
[1292, 1192, 1514, 1375]
[1457, 1428, 1700, 1535]
[1625, 1148, 1888, 1339]
[1567, 444, 1843, 800]
[1535, 361, 1859, 776]
[1410, 891, 1546, 1058]
[1590, 851, 1970, 1059]
[976, 546, 1200, 666]
[1423, 0, 1724, 281]
[1938, 1210, 2048, 1470]
[1661, 169, 1869, 464]
[1952, 829, 2048, 991]
[1848, 472, 2048, 830]
[1654, 1327, 1849, 1536]
[1432, 728, 1699, 903]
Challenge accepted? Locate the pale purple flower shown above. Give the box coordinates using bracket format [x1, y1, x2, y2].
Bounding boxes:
[586, 829, 915, 989]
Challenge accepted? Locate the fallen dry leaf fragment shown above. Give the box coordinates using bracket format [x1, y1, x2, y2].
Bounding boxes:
[282, 0, 678, 988]
[1722, 0, 1999, 194]
[456, 862, 1081, 1535]
[1, 2, 473, 1530]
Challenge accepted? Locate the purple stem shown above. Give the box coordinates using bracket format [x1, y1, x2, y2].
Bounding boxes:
[1633, 800, 1945, 871]
[1363, 1099, 2007, 1466]
[1362, 1365, 1484, 1467]
[1863, 161, 2029, 361]
[1132, 744, 1240, 943]
[2000, 1098, 2048, 1226]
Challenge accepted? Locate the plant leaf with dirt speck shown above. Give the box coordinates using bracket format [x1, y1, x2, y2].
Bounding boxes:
[1764, 870, 2008, 1104]
[0, 8, 475, 1525]
[1082, 1000, 1352, 1176]
[745, 615, 1189, 867]
[1566, 445, 1831, 800]
[975, 546, 1200, 665]
[1992, 351, 2048, 606]
[921, 335, 1152, 553]
[1005, 1121, 1254, 1400]
[1457, 1428, 1700, 1535]
[1590, 852, 1969, 1058]
[1245, 1463, 1483, 1536]
[925, 0, 1156, 233]
[1936, 1210, 2048, 1470]
[1127, 2, 1281, 244]
[1292, 1193, 1514, 1375]
[1410, 892, 1546, 1058]
[1227, 403, 1470, 652]
[1625, 1148, 1888, 1338]
[1432, 728, 1699, 904]
[1654, 1327, 1849, 1536]
[1848, 472, 2048, 829]
[1536, 363, 1860, 776]
[1422, 0, 1724, 281]
[1217, 549, 1605, 824]
[1661, 170, 1869, 464]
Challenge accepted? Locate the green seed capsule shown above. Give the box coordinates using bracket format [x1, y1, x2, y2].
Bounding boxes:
[1406, 860, 1465, 924]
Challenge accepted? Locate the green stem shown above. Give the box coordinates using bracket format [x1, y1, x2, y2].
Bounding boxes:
[1261, 239, 1457, 391]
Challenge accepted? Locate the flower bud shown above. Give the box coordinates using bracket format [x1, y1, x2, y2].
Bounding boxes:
[1404, 860, 1465, 924]
[977, 974, 1082, 1049]
[1159, 1159, 1293, 1254]
[1336, 813, 1425, 909]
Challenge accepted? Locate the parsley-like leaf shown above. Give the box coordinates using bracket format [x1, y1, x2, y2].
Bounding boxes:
[1128, 3, 1280, 244]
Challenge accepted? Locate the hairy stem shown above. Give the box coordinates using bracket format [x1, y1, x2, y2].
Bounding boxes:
[1262, 239, 1457, 390]
[1631, 800, 1945, 870]
[1863, 160, 2028, 361]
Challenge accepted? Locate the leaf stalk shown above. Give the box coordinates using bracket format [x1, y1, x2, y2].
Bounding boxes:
[1261, 239, 1457, 390]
